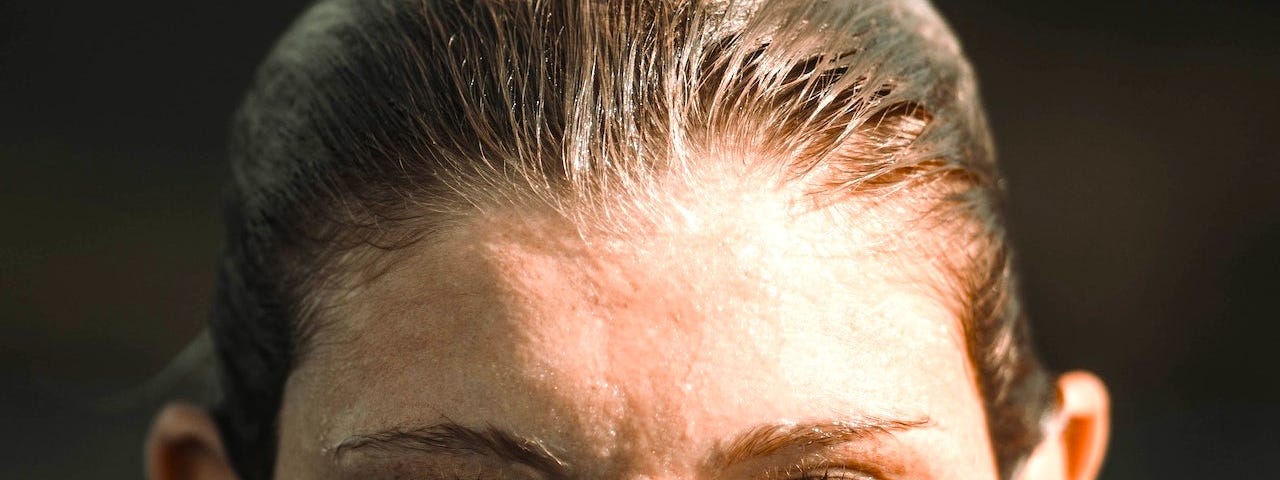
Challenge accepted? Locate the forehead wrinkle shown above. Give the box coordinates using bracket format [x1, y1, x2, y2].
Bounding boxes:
[452, 210, 761, 472]
[297, 176, 978, 472]
[458, 202, 880, 413]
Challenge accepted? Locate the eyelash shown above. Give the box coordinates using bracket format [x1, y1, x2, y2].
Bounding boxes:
[790, 466, 880, 480]
[416, 469, 880, 480]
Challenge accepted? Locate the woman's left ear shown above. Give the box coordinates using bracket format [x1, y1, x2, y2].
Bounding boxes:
[1016, 371, 1111, 480]
[145, 402, 240, 480]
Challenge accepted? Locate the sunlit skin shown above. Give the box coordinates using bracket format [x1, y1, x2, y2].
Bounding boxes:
[274, 180, 1000, 479]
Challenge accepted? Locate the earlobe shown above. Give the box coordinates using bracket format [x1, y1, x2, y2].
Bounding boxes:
[1017, 371, 1111, 480]
[145, 402, 240, 480]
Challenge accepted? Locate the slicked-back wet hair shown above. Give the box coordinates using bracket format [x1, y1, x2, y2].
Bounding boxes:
[212, 0, 1053, 478]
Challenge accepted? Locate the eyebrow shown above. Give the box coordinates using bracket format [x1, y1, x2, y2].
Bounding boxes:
[335, 415, 930, 477]
[707, 416, 932, 471]
[334, 421, 569, 477]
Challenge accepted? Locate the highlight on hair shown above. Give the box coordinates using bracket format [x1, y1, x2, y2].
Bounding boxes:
[212, 0, 1053, 478]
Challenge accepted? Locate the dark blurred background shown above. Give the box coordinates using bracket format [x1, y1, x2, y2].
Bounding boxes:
[1, 0, 1277, 478]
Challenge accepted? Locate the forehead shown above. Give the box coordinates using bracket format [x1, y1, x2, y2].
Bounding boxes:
[280, 189, 990, 476]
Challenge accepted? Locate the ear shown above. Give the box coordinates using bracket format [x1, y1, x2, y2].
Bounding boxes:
[1017, 371, 1111, 480]
[145, 402, 240, 480]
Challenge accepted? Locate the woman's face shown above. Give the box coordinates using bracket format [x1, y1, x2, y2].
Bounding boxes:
[272, 189, 1000, 480]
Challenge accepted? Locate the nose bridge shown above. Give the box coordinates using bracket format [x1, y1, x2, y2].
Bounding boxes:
[590, 464, 699, 480]
[568, 406, 704, 480]
[616, 473, 684, 480]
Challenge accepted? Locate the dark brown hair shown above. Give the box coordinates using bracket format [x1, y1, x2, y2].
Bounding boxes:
[212, 0, 1053, 478]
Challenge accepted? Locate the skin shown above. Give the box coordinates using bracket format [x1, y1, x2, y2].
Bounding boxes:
[145, 177, 1109, 480]
[274, 181, 1001, 480]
